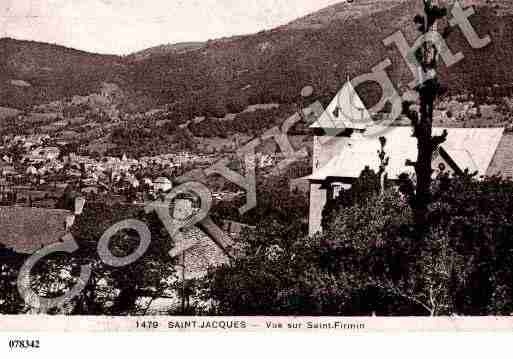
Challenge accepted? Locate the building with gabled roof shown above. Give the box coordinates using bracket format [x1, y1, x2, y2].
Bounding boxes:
[310, 80, 372, 131]
[308, 81, 513, 236]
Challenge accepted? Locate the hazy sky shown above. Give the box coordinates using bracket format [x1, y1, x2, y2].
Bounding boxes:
[0, 0, 342, 55]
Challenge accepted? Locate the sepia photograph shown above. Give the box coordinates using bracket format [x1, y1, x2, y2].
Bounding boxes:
[1, 0, 513, 337]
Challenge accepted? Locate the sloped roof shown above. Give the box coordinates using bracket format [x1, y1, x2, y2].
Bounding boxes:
[440, 147, 479, 174]
[310, 81, 371, 130]
[0, 207, 73, 254]
[309, 129, 417, 180]
[166, 197, 232, 280]
[487, 134, 513, 179]
[309, 126, 505, 181]
[175, 227, 230, 280]
[309, 141, 383, 180]
[441, 128, 505, 175]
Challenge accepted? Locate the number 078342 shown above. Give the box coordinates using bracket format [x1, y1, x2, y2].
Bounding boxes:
[8, 339, 40, 350]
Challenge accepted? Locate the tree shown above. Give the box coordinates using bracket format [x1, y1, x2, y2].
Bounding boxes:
[0, 245, 27, 314]
[321, 166, 381, 230]
[203, 202, 333, 315]
[204, 172, 513, 316]
[0, 202, 178, 315]
[69, 202, 178, 315]
[321, 136, 389, 231]
[321, 175, 513, 316]
[403, 0, 451, 229]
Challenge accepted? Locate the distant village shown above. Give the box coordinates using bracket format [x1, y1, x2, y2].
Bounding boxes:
[0, 132, 218, 207]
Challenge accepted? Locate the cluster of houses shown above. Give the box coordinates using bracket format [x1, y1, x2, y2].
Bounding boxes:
[0, 133, 221, 206]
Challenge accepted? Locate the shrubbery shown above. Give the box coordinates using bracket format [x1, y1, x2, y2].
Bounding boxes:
[203, 172, 513, 316]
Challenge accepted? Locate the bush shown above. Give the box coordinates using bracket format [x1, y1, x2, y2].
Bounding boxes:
[203, 173, 513, 316]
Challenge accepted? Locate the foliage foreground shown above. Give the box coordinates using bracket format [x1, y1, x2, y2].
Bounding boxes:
[2, 174, 513, 316]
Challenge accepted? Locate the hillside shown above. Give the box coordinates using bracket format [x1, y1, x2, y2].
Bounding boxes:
[1, 0, 512, 134]
[124, 0, 513, 117]
[128, 42, 206, 62]
[284, 0, 410, 30]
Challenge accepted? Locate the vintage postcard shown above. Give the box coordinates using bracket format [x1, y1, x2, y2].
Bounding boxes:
[1, 0, 513, 344]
